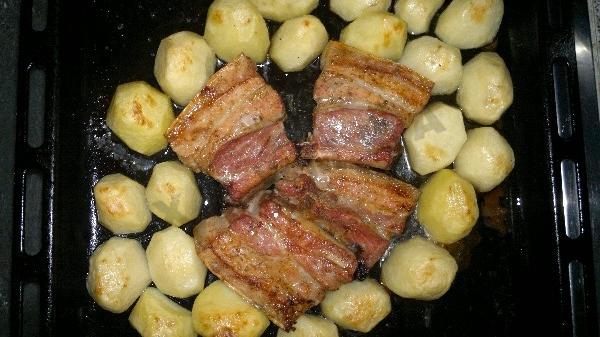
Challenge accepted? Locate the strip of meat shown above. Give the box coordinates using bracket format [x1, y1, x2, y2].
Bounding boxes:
[274, 171, 389, 269]
[315, 41, 433, 126]
[256, 194, 357, 290]
[209, 122, 297, 203]
[167, 55, 284, 173]
[300, 106, 404, 170]
[194, 212, 324, 330]
[292, 161, 419, 240]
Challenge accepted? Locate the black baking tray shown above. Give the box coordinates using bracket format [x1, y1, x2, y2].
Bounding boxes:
[6, 0, 600, 336]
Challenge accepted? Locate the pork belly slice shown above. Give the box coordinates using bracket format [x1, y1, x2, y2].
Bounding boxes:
[167, 54, 284, 173]
[274, 171, 389, 269]
[315, 41, 433, 126]
[209, 122, 297, 203]
[256, 194, 357, 289]
[275, 161, 419, 267]
[300, 106, 404, 170]
[195, 212, 323, 330]
[294, 161, 419, 240]
[194, 194, 357, 330]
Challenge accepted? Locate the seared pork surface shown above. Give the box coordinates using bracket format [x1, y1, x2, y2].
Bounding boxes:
[303, 41, 433, 169]
[275, 161, 419, 267]
[209, 122, 297, 203]
[194, 192, 358, 330]
[167, 54, 297, 202]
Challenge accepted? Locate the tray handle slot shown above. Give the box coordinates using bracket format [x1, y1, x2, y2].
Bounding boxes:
[31, 0, 47, 32]
[27, 67, 45, 148]
[552, 60, 574, 139]
[560, 159, 582, 239]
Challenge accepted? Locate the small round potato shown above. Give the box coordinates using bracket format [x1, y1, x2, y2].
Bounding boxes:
[394, 0, 444, 35]
[417, 169, 479, 244]
[93, 173, 151, 234]
[435, 0, 504, 49]
[404, 102, 467, 175]
[277, 315, 339, 337]
[106, 81, 174, 156]
[86, 237, 151, 313]
[454, 127, 515, 192]
[399, 36, 462, 95]
[146, 227, 207, 298]
[249, 0, 319, 22]
[145, 161, 202, 227]
[270, 15, 329, 72]
[154, 31, 216, 106]
[457, 52, 513, 125]
[204, 0, 270, 62]
[340, 11, 408, 61]
[381, 237, 457, 300]
[330, 0, 392, 22]
[321, 279, 391, 333]
[192, 280, 270, 337]
[129, 287, 195, 337]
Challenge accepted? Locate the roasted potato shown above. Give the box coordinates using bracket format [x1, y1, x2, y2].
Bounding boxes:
[93, 173, 151, 234]
[277, 315, 339, 337]
[129, 287, 195, 337]
[106, 81, 174, 156]
[340, 11, 407, 61]
[270, 15, 329, 72]
[394, 0, 444, 34]
[154, 31, 216, 106]
[330, 0, 392, 22]
[249, 0, 319, 22]
[86, 237, 151, 313]
[145, 161, 202, 227]
[435, 0, 504, 49]
[454, 127, 515, 192]
[403, 102, 467, 175]
[417, 169, 479, 244]
[146, 227, 207, 298]
[204, 0, 270, 62]
[457, 52, 513, 125]
[381, 237, 457, 300]
[399, 36, 462, 95]
[320, 279, 391, 333]
[192, 280, 270, 337]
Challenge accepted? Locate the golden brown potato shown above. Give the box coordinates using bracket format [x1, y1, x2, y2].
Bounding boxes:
[106, 81, 174, 156]
[129, 287, 195, 337]
[417, 169, 479, 244]
[204, 0, 270, 62]
[192, 280, 270, 337]
[403, 102, 467, 175]
[399, 36, 462, 95]
[457, 52, 513, 125]
[454, 127, 515, 192]
[320, 279, 391, 333]
[154, 31, 216, 106]
[435, 0, 504, 49]
[249, 0, 319, 22]
[93, 173, 151, 234]
[86, 237, 151, 313]
[330, 0, 392, 22]
[277, 315, 339, 337]
[145, 161, 202, 227]
[394, 0, 444, 34]
[146, 227, 207, 298]
[270, 15, 329, 72]
[381, 237, 457, 300]
[340, 11, 408, 61]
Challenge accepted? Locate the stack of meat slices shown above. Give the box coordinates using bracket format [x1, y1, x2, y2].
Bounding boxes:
[167, 55, 297, 203]
[302, 41, 433, 169]
[187, 42, 432, 331]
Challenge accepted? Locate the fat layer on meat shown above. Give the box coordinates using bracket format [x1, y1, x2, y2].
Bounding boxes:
[167, 55, 285, 173]
[194, 192, 358, 330]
